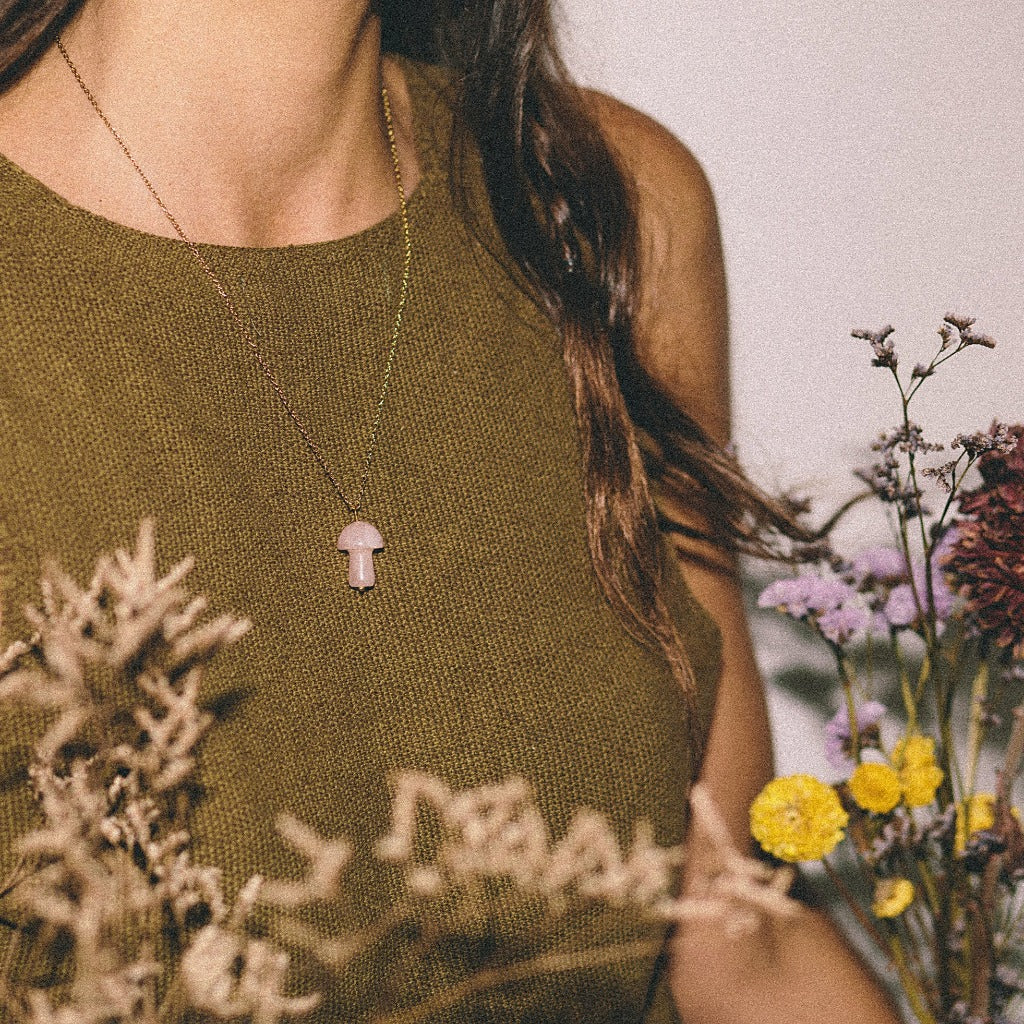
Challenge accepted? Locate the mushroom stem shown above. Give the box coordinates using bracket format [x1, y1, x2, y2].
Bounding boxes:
[348, 550, 376, 591]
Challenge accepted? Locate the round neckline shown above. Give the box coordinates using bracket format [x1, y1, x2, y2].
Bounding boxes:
[0, 53, 444, 261]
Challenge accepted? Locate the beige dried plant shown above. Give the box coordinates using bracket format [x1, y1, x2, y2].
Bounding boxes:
[0, 521, 797, 1024]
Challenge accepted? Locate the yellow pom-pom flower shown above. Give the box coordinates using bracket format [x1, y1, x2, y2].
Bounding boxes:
[872, 878, 915, 918]
[893, 734, 945, 808]
[900, 762, 945, 807]
[751, 774, 848, 863]
[893, 734, 936, 768]
[848, 762, 902, 814]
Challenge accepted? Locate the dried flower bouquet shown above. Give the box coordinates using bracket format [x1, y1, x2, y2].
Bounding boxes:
[0, 521, 795, 1023]
[753, 316, 1024, 1024]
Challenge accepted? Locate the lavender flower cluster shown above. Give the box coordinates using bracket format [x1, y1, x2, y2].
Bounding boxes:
[758, 530, 958, 648]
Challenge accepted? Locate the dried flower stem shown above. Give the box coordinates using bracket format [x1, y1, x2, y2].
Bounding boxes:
[822, 856, 935, 1022]
[837, 650, 863, 763]
[0, 522, 819, 1022]
[969, 867, 998, 1016]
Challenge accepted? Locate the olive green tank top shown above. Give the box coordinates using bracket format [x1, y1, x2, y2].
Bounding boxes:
[0, 59, 721, 1023]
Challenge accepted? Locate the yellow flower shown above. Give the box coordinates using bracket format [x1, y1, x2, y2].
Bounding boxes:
[848, 762, 902, 814]
[893, 735, 945, 808]
[750, 774, 848, 863]
[893, 734, 936, 768]
[954, 794, 1021, 853]
[872, 877, 915, 918]
[901, 763, 945, 807]
[967, 793, 997, 833]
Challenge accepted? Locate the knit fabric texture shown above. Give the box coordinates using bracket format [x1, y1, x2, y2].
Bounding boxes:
[0, 58, 721, 1023]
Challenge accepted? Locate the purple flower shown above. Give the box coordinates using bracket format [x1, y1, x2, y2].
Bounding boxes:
[758, 577, 814, 618]
[758, 574, 855, 619]
[932, 526, 960, 563]
[825, 701, 886, 772]
[877, 534, 958, 629]
[819, 604, 871, 644]
[884, 559, 956, 629]
[913, 559, 955, 622]
[851, 546, 908, 587]
[884, 584, 919, 627]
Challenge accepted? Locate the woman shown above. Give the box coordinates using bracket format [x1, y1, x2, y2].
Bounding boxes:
[0, 2, 899, 1021]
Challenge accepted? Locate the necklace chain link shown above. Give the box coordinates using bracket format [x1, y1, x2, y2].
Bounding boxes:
[57, 38, 413, 520]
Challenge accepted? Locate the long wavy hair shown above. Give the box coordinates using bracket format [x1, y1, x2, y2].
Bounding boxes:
[0, 0, 805, 754]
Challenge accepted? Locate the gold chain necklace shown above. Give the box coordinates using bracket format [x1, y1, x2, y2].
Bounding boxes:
[57, 38, 412, 593]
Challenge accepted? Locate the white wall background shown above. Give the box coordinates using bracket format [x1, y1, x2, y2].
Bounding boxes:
[558, 0, 1023, 772]
[560, 0, 1022, 496]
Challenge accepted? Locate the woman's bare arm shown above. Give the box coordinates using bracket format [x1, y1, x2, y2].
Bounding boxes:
[586, 90, 902, 1024]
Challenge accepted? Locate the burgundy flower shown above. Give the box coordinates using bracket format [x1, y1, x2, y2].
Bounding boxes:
[945, 425, 1024, 655]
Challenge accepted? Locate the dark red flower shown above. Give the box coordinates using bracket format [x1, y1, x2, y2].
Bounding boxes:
[945, 425, 1024, 655]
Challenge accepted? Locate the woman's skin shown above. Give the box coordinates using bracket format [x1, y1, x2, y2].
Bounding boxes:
[0, 3, 901, 1021]
[0, 1, 421, 246]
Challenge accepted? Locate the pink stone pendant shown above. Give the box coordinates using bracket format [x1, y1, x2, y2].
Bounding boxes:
[337, 521, 385, 591]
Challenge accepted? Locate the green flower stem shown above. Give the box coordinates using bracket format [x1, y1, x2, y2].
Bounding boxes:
[893, 843, 942, 985]
[998, 705, 1024, 800]
[887, 935, 939, 1024]
[904, 901, 939, 991]
[893, 381, 936, 651]
[826, 845, 937, 1024]
[894, 474, 926, 634]
[892, 634, 919, 729]
[929, 636, 964, 809]
[821, 858, 895, 965]
[913, 648, 932, 712]
[937, 696, 965, 806]
[894, 896, 931, 988]
[911, 857, 942, 922]
[836, 649, 862, 760]
[895, 825, 940, 922]
[965, 659, 991, 799]
[897, 383, 936, 644]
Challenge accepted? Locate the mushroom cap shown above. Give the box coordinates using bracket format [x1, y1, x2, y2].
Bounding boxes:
[337, 520, 384, 551]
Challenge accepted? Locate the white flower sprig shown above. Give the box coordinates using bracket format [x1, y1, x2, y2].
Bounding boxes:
[374, 772, 797, 934]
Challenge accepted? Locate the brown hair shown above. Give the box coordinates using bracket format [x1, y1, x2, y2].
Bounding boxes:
[378, 3, 807, 742]
[0, 0, 805, 753]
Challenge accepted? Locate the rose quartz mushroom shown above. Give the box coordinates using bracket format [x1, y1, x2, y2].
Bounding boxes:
[337, 521, 384, 591]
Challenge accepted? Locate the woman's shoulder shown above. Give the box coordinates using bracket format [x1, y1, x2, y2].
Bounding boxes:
[583, 89, 718, 228]
[583, 88, 731, 447]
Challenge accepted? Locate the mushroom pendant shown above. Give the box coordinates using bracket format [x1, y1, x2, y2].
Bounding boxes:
[337, 521, 385, 591]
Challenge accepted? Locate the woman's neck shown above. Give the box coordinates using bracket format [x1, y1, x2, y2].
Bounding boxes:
[0, 1, 419, 246]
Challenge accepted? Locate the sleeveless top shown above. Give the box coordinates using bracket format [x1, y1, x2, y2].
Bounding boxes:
[0, 58, 721, 1023]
